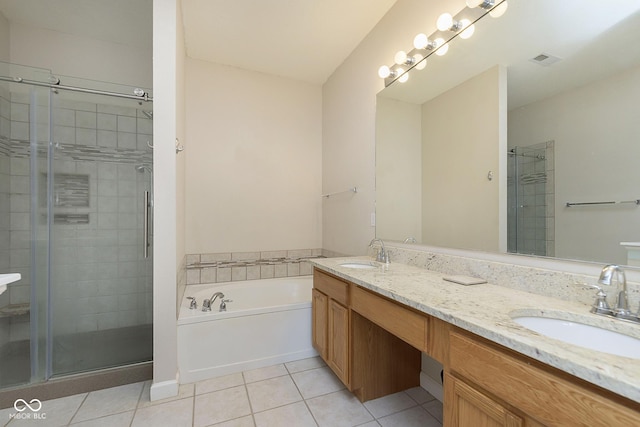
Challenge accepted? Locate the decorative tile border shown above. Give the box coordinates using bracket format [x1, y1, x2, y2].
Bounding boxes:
[185, 249, 324, 285]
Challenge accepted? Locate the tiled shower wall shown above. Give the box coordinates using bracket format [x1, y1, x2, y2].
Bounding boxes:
[5, 90, 153, 340]
[185, 249, 324, 285]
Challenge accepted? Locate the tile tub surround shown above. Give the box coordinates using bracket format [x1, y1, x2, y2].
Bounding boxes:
[310, 257, 640, 404]
[0, 358, 443, 426]
[186, 249, 325, 285]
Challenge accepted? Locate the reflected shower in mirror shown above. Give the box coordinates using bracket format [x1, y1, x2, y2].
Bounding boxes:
[375, 0, 640, 267]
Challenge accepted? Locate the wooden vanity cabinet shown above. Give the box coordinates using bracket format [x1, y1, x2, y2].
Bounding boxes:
[313, 267, 640, 426]
[445, 330, 640, 427]
[312, 269, 351, 387]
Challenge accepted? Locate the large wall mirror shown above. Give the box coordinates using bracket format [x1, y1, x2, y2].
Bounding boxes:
[376, 0, 640, 267]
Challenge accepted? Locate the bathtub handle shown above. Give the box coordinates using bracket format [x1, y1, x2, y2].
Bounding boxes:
[220, 299, 233, 312]
[187, 296, 197, 310]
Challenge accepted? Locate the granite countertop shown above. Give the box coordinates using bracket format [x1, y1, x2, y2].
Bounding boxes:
[310, 256, 640, 403]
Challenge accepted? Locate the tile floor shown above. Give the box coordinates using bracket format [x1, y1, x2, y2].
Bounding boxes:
[0, 357, 443, 427]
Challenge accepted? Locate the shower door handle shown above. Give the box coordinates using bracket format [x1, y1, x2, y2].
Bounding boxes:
[143, 191, 150, 259]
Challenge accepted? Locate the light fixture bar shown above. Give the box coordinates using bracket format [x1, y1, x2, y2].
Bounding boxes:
[379, 0, 508, 87]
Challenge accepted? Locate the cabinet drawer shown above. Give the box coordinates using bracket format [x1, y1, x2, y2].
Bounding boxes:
[351, 285, 427, 351]
[449, 331, 640, 427]
[314, 269, 349, 305]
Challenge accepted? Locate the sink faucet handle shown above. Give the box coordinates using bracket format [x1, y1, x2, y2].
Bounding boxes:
[587, 285, 612, 315]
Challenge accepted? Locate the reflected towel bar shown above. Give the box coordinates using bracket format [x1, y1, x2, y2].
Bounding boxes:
[565, 199, 640, 207]
[322, 187, 358, 198]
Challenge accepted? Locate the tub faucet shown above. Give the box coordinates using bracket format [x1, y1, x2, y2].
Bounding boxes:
[597, 265, 630, 317]
[369, 238, 390, 264]
[202, 292, 225, 312]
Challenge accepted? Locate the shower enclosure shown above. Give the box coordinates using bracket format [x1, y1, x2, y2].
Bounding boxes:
[507, 141, 555, 257]
[0, 61, 153, 390]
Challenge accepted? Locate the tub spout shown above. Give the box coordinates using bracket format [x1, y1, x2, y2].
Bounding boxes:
[202, 292, 225, 312]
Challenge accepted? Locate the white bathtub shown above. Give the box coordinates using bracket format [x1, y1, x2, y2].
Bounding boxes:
[177, 275, 318, 383]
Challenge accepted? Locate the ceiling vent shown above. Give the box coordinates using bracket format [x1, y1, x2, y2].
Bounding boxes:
[529, 53, 562, 67]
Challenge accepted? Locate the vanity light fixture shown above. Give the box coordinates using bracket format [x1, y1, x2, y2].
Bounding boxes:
[377, 0, 508, 86]
[378, 65, 409, 82]
[466, 0, 508, 18]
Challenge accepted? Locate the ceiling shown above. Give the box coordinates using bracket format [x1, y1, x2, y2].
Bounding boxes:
[0, 0, 398, 85]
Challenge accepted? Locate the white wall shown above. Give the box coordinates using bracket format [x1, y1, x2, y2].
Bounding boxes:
[151, 0, 179, 401]
[322, 0, 460, 256]
[509, 66, 640, 264]
[421, 66, 506, 252]
[184, 59, 322, 255]
[9, 22, 151, 88]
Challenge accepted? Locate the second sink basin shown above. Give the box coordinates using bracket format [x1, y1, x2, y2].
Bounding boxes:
[338, 262, 378, 269]
[512, 315, 640, 359]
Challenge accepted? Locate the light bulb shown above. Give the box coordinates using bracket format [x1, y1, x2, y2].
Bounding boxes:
[435, 38, 449, 56]
[413, 33, 428, 50]
[490, 1, 508, 17]
[436, 13, 454, 31]
[397, 68, 409, 83]
[414, 54, 427, 70]
[466, 0, 484, 7]
[394, 50, 408, 65]
[378, 65, 391, 79]
[459, 19, 475, 39]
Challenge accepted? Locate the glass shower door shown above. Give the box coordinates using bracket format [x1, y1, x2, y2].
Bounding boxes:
[0, 62, 52, 388]
[48, 78, 153, 377]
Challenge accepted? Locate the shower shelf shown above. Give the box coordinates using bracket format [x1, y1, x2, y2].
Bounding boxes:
[0, 303, 30, 318]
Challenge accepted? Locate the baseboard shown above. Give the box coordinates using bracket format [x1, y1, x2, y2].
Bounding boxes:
[420, 371, 443, 403]
[150, 377, 179, 401]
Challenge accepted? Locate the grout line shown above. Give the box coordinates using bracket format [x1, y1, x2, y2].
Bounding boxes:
[66, 390, 90, 425]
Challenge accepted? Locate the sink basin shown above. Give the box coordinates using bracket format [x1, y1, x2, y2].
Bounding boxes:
[338, 262, 378, 269]
[512, 315, 640, 359]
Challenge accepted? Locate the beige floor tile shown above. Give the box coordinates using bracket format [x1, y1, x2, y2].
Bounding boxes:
[246, 376, 302, 413]
[212, 415, 255, 427]
[131, 397, 193, 427]
[195, 372, 244, 395]
[306, 390, 373, 427]
[285, 357, 326, 374]
[194, 385, 251, 427]
[70, 411, 134, 427]
[422, 400, 443, 423]
[377, 406, 440, 427]
[404, 387, 436, 405]
[356, 422, 381, 427]
[243, 364, 288, 384]
[254, 401, 316, 427]
[138, 381, 194, 408]
[8, 393, 86, 427]
[363, 391, 417, 419]
[291, 366, 345, 399]
[71, 382, 144, 423]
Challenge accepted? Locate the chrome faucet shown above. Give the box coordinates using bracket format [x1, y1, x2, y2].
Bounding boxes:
[202, 291, 225, 312]
[369, 238, 390, 264]
[590, 264, 639, 323]
[598, 265, 630, 316]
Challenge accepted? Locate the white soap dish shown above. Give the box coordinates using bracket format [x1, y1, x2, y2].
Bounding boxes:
[442, 275, 487, 286]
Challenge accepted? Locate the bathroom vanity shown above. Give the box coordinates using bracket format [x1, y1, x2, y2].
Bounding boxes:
[311, 259, 640, 426]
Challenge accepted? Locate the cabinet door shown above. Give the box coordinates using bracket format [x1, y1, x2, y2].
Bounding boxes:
[445, 372, 523, 427]
[328, 299, 350, 385]
[312, 289, 328, 360]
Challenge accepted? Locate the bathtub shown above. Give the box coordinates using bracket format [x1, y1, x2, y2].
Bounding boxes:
[177, 275, 318, 383]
